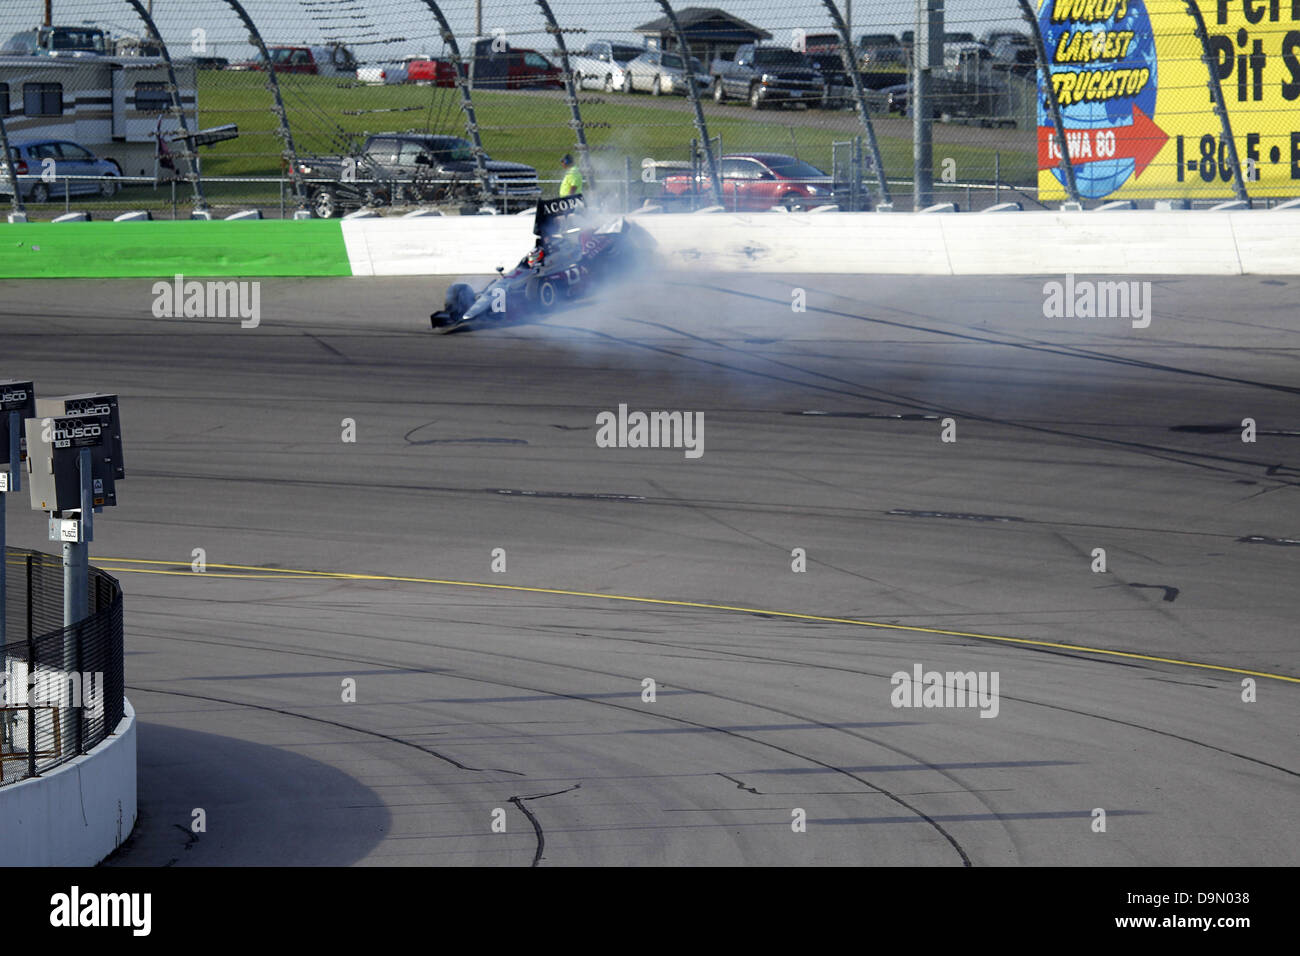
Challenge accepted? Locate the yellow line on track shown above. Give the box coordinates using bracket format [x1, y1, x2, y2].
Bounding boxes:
[94, 556, 1300, 685]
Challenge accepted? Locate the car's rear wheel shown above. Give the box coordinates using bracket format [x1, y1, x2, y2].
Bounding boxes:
[573, 71, 583, 89]
[651, 75, 662, 96]
[603, 73, 614, 92]
[30, 182, 49, 204]
[780, 193, 803, 212]
[712, 78, 726, 102]
[311, 187, 338, 218]
[99, 173, 119, 197]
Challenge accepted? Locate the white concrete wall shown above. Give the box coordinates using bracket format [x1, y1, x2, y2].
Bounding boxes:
[341, 209, 1300, 277]
[0, 699, 137, 867]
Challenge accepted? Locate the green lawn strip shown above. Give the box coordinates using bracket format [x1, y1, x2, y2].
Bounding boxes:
[195, 72, 1035, 188]
[0, 220, 350, 278]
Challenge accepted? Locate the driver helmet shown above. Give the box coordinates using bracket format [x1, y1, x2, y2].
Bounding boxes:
[527, 246, 545, 268]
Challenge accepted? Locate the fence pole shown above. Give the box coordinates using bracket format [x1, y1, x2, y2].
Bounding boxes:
[820, 0, 891, 207]
[912, 0, 944, 209]
[122, 0, 211, 216]
[653, 0, 723, 207]
[536, 0, 593, 194]
[1017, 0, 1080, 205]
[221, 0, 309, 214]
[1181, 0, 1248, 202]
[416, 1, 493, 207]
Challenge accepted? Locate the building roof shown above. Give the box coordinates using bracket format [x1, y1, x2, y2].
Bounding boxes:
[632, 7, 772, 42]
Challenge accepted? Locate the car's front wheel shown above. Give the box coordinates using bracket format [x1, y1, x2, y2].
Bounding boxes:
[29, 182, 49, 204]
[604, 73, 614, 92]
[712, 78, 726, 102]
[749, 84, 764, 109]
[572, 71, 583, 90]
[622, 72, 633, 93]
[99, 174, 119, 198]
[311, 187, 339, 218]
[526, 276, 562, 312]
[651, 75, 662, 96]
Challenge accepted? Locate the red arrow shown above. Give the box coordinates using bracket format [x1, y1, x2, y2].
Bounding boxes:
[1038, 106, 1169, 178]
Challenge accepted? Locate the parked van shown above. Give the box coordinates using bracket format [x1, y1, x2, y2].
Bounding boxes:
[0, 54, 197, 178]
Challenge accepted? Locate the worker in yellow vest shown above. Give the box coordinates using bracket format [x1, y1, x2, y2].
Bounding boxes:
[559, 153, 583, 197]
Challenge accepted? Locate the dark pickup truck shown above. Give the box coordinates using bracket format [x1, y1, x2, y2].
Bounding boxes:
[709, 44, 826, 109]
[295, 133, 541, 217]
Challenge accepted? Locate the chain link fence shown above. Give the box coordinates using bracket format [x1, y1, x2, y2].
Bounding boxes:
[1, 0, 1297, 219]
[1, 549, 125, 786]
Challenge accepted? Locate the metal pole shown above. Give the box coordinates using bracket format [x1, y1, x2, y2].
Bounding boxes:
[122, 0, 211, 215]
[221, 0, 309, 214]
[63, 449, 90, 630]
[1181, 0, 1248, 201]
[26, 553, 35, 778]
[653, 0, 723, 207]
[1017, 0, 1080, 205]
[416, 1, 493, 206]
[913, 0, 943, 209]
[820, 0, 891, 207]
[536, 0, 594, 194]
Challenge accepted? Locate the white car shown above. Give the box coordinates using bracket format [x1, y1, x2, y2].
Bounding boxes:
[357, 54, 430, 85]
[622, 49, 709, 96]
[568, 40, 641, 91]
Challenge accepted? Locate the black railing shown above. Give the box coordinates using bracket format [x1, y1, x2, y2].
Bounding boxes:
[0, 549, 124, 785]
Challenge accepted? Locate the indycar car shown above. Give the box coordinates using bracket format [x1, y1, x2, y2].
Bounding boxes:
[430, 194, 652, 333]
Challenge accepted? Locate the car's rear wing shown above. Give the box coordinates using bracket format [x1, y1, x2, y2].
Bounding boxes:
[534, 192, 584, 237]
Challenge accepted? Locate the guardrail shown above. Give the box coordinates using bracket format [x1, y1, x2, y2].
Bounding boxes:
[0, 549, 124, 786]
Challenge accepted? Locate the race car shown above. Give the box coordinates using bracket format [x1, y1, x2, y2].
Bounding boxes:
[430, 194, 652, 333]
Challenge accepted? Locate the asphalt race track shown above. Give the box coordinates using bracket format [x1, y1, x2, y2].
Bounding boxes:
[2, 273, 1296, 866]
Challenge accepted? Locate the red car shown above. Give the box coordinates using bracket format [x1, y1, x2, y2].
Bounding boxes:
[661, 153, 836, 211]
[407, 49, 561, 89]
[406, 58, 462, 86]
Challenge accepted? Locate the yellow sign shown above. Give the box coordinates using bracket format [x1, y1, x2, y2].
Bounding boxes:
[1037, 0, 1300, 199]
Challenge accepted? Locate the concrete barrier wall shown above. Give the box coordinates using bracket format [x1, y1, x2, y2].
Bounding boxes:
[3, 210, 1297, 279]
[341, 209, 1300, 277]
[0, 700, 137, 867]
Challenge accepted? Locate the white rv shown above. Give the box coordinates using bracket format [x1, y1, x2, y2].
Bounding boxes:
[0, 54, 198, 179]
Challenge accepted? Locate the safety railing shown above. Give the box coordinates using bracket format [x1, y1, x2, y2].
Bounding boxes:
[0, 549, 124, 786]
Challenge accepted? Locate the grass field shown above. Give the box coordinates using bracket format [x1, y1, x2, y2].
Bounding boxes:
[9, 71, 1035, 217]
[194, 71, 1036, 189]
